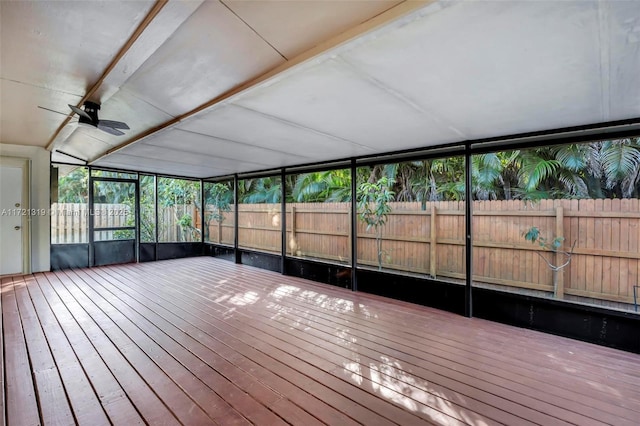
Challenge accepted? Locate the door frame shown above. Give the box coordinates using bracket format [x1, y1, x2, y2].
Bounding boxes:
[89, 175, 140, 267]
[0, 156, 31, 275]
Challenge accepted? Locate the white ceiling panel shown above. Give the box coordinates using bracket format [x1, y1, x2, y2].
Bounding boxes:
[223, 0, 402, 59]
[0, 0, 154, 94]
[341, 1, 606, 139]
[607, 1, 640, 120]
[58, 127, 112, 161]
[94, 153, 217, 178]
[5, 0, 639, 181]
[0, 80, 82, 146]
[177, 104, 373, 159]
[140, 128, 307, 167]
[109, 143, 267, 175]
[234, 57, 462, 151]
[96, 0, 205, 103]
[121, 0, 285, 117]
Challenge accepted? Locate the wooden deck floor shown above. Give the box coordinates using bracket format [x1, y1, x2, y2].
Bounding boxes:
[1, 257, 639, 425]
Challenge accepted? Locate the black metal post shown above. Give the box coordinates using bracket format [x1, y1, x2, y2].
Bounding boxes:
[234, 174, 240, 264]
[200, 179, 205, 247]
[350, 159, 358, 291]
[88, 167, 94, 267]
[464, 146, 473, 317]
[281, 169, 287, 275]
[135, 178, 140, 263]
[154, 175, 159, 260]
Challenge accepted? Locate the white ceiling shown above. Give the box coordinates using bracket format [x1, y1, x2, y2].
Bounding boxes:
[2, 0, 640, 179]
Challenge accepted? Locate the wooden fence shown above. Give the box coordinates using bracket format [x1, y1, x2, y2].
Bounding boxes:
[53, 200, 640, 306]
[203, 199, 640, 306]
[52, 203, 199, 243]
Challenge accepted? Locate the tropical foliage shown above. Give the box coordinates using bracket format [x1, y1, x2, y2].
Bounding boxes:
[357, 177, 395, 270]
[54, 138, 640, 245]
[203, 181, 233, 241]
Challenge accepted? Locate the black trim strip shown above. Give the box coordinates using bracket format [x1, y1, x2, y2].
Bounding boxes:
[464, 146, 473, 317]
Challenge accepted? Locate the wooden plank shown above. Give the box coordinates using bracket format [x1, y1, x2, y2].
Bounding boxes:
[7, 258, 640, 425]
[31, 273, 145, 425]
[14, 276, 77, 425]
[610, 199, 621, 298]
[590, 199, 601, 296]
[582, 200, 595, 295]
[98, 264, 418, 424]
[67, 267, 290, 426]
[76, 268, 333, 426]
[100, 264, 457, 425]
[2, 278, 41, 426]
[619, 199, 631, 298]
[96, 268, 374, 426]
[184, 258, 640, 382]
[117, 262, 636, 424]
[154, 258, 640, 424]
[555, 206, 564, 298]
[37, 272, 181, 425]
[199, 262, 640, 408]
[603, 199, 613, 297]
[51, 270, 230, 426]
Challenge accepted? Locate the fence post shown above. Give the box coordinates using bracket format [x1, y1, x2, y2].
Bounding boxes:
[289, 205, 296, 255]
[555, 205, 564, 299]
[430, 204, 437, 278]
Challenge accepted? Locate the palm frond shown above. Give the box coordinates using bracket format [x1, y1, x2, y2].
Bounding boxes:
[601, 141, 640, 182]
[554, 144, 588, 171]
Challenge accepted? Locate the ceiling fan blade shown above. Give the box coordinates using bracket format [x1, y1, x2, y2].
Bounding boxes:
[98, 119, 129, 130]
[97, 124, 125, 136]
[68, 104, 92, 120]
[38, 106, 68, 116]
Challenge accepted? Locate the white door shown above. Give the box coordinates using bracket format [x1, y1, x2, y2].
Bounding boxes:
[0, 165, 24, 275]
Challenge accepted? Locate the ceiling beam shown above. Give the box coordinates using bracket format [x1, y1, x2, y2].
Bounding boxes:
[90, 0, 435, 164]
[45, 0, 170, 151]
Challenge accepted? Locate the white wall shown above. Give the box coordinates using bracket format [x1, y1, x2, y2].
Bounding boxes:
[0, 143, 50, 272]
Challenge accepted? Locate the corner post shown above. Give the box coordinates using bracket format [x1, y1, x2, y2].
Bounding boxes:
[554, 205, 565, 298]
[350, 159, 358, 291]
[234, 174, 240, 264]
[281, 168, 287, 275]
[464, 147, 473, 317]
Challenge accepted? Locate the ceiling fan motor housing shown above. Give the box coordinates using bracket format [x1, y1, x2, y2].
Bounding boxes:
[79, 101, 100, 126]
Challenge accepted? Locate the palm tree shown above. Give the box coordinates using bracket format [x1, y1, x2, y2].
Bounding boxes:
[240, 177, 281, 203]
[588, 138, 640, 198]
[290, 170, 351, 202]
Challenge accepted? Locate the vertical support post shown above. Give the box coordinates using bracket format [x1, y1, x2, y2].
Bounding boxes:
[281, 168, 287, 275]
[464, 147, 473, 317]
[135, 177, 140, 263]
[88, 167, 94, 267]
[200, 179, 205, 246]
[290, 206, 296, 255]
[234, 174, 240, 264]
[430, 204, 437, 278]
[350, 159, 358, 291]
[554, 205, 565, 299]
[154, 175, 159, 261]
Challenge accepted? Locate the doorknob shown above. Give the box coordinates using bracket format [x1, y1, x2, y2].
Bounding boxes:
[14, 226, 21, 230]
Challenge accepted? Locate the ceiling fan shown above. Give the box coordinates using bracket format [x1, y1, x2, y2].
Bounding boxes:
[68, 101, 130, 136]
